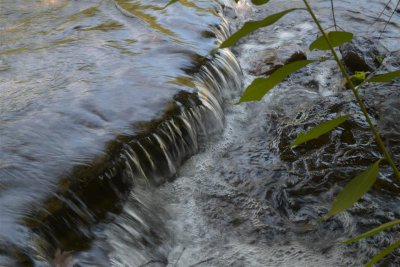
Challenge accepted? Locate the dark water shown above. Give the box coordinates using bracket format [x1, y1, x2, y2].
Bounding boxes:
[1, 0, 400, 266]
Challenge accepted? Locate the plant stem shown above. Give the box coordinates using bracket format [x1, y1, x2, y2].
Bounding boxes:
[330, 0, 337, 30]
[302, 0, 400, 180]
[379, 0, 400, 39]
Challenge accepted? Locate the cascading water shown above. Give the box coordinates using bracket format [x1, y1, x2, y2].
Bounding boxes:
[0, 0, 242, 266]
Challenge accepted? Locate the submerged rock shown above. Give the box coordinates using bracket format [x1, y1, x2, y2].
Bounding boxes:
[378, 49, 400, 71]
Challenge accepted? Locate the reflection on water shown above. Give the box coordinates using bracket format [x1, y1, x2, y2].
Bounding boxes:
[39, 0, 68, 7]
[0, 0, 234, 265]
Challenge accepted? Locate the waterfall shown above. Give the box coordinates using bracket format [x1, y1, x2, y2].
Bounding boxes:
[9, 8, 243, 266]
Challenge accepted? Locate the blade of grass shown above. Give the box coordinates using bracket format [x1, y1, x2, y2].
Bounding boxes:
[343, 219, 400, 244]
[239, 60, 316, 102]
[368, 70, 400, 82]
[366, 239, 400, 267]
[328, 159, 382, 217]
[220, 9, 302, 48]
[291, 115, 350, 148]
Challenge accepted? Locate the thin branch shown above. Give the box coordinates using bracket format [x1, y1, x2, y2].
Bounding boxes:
[372, 0, 392, 27]
[137, 259, 168, 267]
[188, 257, 215, 267]
[174, 247, 186, 266]
[330, 0, 337, 30]
[379, 0, 400, 39]
[324, 25, 345, 32]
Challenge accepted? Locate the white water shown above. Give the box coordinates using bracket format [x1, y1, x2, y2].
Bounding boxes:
[156, 102, 350, 266]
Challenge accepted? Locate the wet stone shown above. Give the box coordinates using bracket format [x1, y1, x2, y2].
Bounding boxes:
[360, 50, 400, 142]
[249, 45, 307, 76]
[379, 49, 400, 72]
[339, 36, 389, 74]
[267, 89, 400, 263]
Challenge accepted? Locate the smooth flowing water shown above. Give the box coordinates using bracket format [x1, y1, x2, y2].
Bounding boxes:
[0, 0, 400, 266]
[1, 0, 242, 265]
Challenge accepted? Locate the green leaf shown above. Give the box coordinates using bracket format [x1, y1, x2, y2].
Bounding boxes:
[309, 31, 353, 51]
[343, 219, 400, 244]
[365, 239, 400, 267]
[251, 0, 270, 5]
[220, 9, 301, 48]
[164, 0, 179, 8]
[239, 60, 316, 102]
[291, 114, 350, 148]
[368, 70, 400, 82]
[328, 159, 382, 217]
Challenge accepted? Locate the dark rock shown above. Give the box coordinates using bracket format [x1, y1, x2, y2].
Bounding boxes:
[263, 62, 284, 76]
[249, 45, 307, 76]
[280, 47, 307, 64]
[339, 36, 389, 74]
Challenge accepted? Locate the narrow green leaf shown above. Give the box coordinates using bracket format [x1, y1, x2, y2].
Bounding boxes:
[251, 0, 270, 5]
[328, 159, 382, 217]
[164, 0, 179, 8]
[220, 9, 301, 48]
[239, 60, 316, 102]
[309, 31, 353, 51]
[343, 219, 400, 244]
[291, 114, 350, 148]
[368, 70, 400, 82]
[365, 239, 400, 267]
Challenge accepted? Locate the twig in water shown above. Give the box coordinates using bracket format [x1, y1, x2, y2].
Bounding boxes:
[137, 259, 168, 267]
[330, 0, 337, 30]
[379, 0, 400, 39]
[174, 247, 186, 266]
[372, 0, 392, 27]
[188, 257, 215, 267]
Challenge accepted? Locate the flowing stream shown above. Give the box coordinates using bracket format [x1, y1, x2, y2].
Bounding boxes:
[1, 0, 400, 266]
